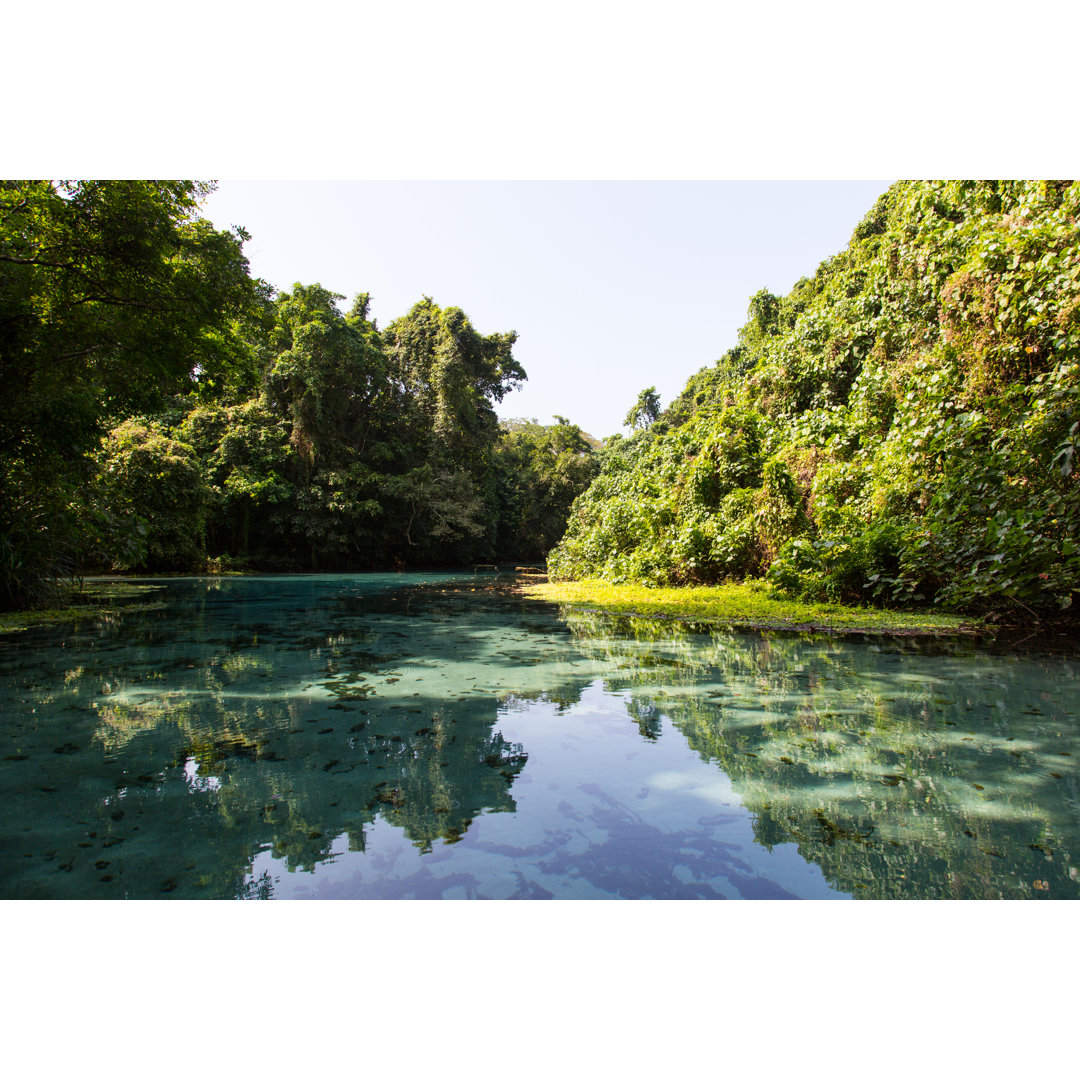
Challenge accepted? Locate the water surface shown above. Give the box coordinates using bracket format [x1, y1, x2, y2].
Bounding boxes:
[2, 573, 1078, 899]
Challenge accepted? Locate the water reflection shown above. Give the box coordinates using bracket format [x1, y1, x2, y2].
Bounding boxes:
[1, 574, 1077, 899]
[560, 610, 1080, 899]
[1, 577, 542, 898]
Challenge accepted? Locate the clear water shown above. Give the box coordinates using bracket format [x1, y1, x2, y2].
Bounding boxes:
[2, 573, 1078, 899]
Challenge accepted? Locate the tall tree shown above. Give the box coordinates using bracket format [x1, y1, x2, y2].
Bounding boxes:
[381, 298, 526, 558]
[625, 386, 661, 431]
[494, 417, 599, 560]
[382, 297, 525, 465]
[260, 284, 399, 566]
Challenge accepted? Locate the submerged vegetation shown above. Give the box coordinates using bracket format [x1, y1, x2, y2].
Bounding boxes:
[550, 181, 1080, 623]
[0, 581, 166, 634]
[5, 573, 1076, 899]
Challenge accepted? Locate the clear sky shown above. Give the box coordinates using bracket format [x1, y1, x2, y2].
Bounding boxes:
[201, 180, 890, 439]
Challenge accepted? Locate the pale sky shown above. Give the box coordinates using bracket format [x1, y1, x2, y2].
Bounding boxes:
[201, 180, 890, 439]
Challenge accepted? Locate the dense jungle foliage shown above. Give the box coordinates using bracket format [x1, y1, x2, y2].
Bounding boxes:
[0, 181, 598, 608]
[549, 180, 1080, 620]
[6, 180, 1077, 621]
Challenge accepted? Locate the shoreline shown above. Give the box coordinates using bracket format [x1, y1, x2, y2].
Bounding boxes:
[0, 581, 168, 635]
[518, 578, 984, 638]
[518, 580, 1080, 650]
[6, 573, 1076, 649]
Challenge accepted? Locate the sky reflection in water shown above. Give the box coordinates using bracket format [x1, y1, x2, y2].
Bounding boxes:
[1, 573, 1078, 899]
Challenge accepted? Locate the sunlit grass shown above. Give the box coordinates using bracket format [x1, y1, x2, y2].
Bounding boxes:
[521, 578, 975, 634]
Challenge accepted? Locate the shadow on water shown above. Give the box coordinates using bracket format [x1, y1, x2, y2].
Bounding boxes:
[1, 573, 1078, 899]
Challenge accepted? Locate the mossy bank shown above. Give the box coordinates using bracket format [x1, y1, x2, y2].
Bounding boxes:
[522, 579, 979, 635]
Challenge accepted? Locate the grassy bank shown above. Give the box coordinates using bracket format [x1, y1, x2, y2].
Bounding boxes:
[520, 579, 977, 635]
[0, 581, 167, 635]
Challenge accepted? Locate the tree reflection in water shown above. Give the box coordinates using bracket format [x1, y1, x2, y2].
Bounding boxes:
[1, 575, 1077, 899]
[1, 577, 539, 898]
[561, 609, 1080, 899]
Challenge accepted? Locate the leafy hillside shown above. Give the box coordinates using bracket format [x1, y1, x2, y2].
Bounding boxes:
[549, 181, 1080, 618]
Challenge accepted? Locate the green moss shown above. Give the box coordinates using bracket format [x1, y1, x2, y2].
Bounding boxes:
[0, 581, 167, 634]
[522, 578, 976, 635]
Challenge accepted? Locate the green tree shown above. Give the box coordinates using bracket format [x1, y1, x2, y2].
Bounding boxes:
[91, 419, 208, 571]
[380, 298, 526, 561]
[625, 386, 661, 431]
[257, 285, 396, 566]
[494, 417, 599, 560]
[175, 289, 531, 570]
[383, 296, 525, 463]
[0, 180, 262, 605]
[179, 400, 294, 566]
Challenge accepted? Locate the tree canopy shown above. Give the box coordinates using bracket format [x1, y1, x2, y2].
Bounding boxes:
[0, 180, 263, 605]
[625, 386, 661, 431]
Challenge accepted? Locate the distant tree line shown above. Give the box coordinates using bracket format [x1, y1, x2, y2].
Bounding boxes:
[0, 181, 598, 608]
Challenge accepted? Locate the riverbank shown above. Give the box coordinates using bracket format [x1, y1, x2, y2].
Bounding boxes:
[0, 573, 1015, 639]
[519, 578, 980, 636]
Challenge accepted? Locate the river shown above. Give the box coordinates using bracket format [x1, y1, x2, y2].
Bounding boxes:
[2, 572, 1077, 899]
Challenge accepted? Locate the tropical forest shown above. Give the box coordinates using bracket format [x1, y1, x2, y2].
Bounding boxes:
[3, 179, 1078, 624]
[549, 180, 1080, 624]
[0, 180, 599, 609]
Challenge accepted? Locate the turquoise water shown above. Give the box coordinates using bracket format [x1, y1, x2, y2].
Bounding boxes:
[2, 573, 1078, 899]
